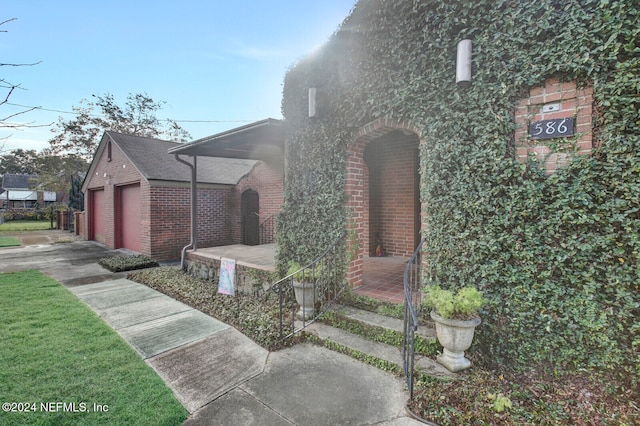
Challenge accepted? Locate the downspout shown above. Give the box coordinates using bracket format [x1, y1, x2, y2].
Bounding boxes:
[174, 154, 197, 270]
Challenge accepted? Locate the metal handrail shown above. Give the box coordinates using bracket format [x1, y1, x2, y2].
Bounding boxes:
[259, 213, 277, 245]
[272, 230, 347, 340]
[402, 238, 425, 399]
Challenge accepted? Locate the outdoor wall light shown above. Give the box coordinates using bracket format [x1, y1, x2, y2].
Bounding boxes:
[308, 88, 317, 118]
[456, 39, 472, 88]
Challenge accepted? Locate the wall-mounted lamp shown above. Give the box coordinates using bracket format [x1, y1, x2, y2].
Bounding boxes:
[308, 87, 317, 118]
[456, 39, 472, 88]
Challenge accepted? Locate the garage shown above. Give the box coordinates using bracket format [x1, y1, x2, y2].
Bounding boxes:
[117, 183, 142, 252]
[81, 131, 273, 261]
[90, 189, 106, 244]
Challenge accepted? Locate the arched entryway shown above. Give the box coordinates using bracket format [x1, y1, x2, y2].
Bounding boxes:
[364, 131, 420, 257]
[346, 119, 423, 302]
[241, 189, 260, 246]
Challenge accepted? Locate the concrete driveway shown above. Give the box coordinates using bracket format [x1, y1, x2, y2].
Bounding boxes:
[0, 232, 128, 286]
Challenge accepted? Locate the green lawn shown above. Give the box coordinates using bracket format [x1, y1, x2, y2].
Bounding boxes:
[0, 220, 54, 232]
[0, 236, 20, 247]
[0, 270, 188, 425]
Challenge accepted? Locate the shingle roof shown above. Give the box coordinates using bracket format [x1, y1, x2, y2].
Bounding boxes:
[106, 132, 258, 185]
[1, 174, 38, 190]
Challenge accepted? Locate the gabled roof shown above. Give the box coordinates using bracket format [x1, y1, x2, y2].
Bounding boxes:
[1, 174, 38, 190]
[83, 132, 259, 191]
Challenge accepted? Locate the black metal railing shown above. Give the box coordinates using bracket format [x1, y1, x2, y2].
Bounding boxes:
[272, 231, 347, 340]
[259, 213, 277, 245]
[402, 238, 424, 399]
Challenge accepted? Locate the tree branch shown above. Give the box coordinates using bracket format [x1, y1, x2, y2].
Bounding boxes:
[0, 18, 17, 29]
[0, 61, 42, 67]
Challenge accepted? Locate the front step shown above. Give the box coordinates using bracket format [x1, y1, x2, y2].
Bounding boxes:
[330, 304, 436, 341]
[307, 305, 454, 379]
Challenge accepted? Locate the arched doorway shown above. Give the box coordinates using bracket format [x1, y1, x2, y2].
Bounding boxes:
[241, 189, 259, 246]
[364, 131, 420, 257]
[345, 119, 422, 301]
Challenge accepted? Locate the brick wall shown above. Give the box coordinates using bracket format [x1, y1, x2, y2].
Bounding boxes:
[147, 185, 234, 261]
[233, 161, 284, 243]
[345, 138, 369, 287]
[515, 78, 593, 174]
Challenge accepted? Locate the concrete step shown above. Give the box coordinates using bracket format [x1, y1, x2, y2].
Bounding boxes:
[329, 304, 436, 340]
[305, 321, 454, 379]
[307, 304, 454, 379]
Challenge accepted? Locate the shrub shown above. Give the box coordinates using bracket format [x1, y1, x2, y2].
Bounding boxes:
[423, 285, 487, 320]
[98, 255, 159, 272]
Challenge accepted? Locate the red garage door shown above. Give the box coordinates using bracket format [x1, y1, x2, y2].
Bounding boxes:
[118, 183, 142, 252]
[90, 189, 106, 244]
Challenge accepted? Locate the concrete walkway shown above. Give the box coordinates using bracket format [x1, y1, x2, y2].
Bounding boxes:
[0, 235, 421, 425]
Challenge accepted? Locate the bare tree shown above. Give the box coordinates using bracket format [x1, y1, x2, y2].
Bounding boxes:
[0, 18, 43, 152]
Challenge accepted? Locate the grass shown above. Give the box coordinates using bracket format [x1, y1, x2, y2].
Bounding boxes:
[0, 270, 188, 425]
[0, 236, 20, 247]
[0, 220, 54, 232]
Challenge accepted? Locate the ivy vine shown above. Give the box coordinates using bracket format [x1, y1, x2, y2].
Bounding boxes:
[278, 0, 639, 380]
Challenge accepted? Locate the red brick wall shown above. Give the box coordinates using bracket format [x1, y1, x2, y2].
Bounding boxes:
[147, 185, 234, 261]
[233, 161, 284, 243]
[345, 139, 369, 287]
[515, 79, 593, 174]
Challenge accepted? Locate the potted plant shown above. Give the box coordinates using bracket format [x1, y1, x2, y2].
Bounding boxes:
[423, 285, 487, 372]
[287, 261, 317, 320]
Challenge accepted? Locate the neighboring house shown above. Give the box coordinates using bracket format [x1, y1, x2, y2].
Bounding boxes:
[80, 124, 284, 261]
[0, 174, 57, 209]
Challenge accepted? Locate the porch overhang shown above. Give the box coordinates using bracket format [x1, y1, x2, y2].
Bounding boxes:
[170, 118, 285, 270]
[168, 118, 284, 161]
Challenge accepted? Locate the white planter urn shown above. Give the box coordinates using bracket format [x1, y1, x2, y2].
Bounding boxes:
[430, 311, 481, 372]
[293, 280, 315, 320]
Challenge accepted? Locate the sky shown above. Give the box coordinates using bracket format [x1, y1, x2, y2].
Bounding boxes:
[1, 1, 356, 153]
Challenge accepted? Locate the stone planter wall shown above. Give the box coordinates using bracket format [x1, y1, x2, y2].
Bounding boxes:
[185, 251, 276, 296]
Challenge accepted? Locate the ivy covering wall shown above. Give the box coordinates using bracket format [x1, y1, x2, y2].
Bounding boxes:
[278, 0, 639, 378]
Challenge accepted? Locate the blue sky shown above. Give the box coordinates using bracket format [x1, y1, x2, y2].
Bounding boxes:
[1, 1, 356, 152]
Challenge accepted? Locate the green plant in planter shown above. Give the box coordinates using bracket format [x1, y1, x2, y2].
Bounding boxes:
[423, 285, 487, 372]
[286, 261, 319, 282]
[423, 285, 487, 321]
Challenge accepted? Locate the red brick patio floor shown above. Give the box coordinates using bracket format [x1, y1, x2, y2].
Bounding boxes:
[354, 256, 408, 304]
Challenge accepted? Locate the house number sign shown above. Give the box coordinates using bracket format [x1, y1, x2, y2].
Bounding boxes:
[529, 117, 575, 140]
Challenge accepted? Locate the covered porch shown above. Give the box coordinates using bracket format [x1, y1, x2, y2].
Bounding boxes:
[185, 244, 406, 304]
[187, 244, 277, 272]
[171, 118, 406, 304]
